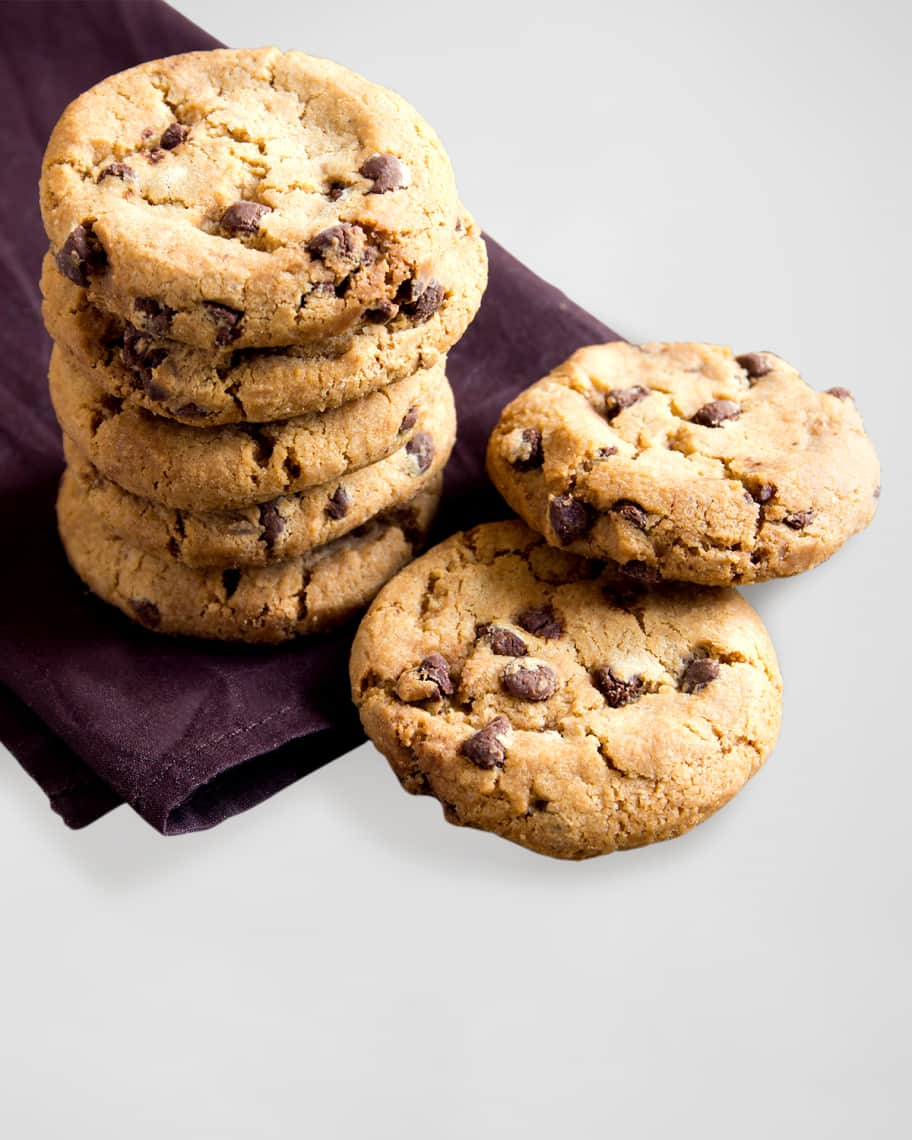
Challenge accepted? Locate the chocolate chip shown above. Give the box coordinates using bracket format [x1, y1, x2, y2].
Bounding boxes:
[121, 322, 153, 369]
[596, 446, 619, 459]
[364, 299, 397, 324]
[360, 153, 410, 193]
[327, 182, 346, 201]
[680, 657, 720, 693]
[203, 302, 243, 346]
[405, 432, 434, 474]
[145, 147, 167, 164]
[403, 281, 445, 325]
[97, 162, 134, 182]
[307, 223, 366, 269]
[604, 385, 649, 420]
[512, 428, 544, 472]
[826, 386, 854, 401]
[502, 659, 557, 702]
[418, 653, 454, 698]
[750, 483, 776, 504]
[398, 405, 419, 434]
[460, 716, 510, 769]
[129, 599, 161, 628]
[485, 626, 528, 657]
[736, 352, 772, 379]
[517, 608, 563, 639]
[619, 560, 660, 583]
[55, 224, 106, 287]
[259, 500, 285, 547]
[160, 123, 189, 149]
[220, 200, 271, 236]
[133, 297, 174, 336]
[783, 509, 814, 530]
[548, 494, 594, 544]
[593, 667, 643, 708]
[121, 323, 168, 388]
[325, 486, 351, 520]
[613, 501, 648, 529]
[691, 400, 741, 427]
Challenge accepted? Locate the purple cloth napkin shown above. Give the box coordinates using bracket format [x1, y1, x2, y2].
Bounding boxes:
[1, 0, 619, 833]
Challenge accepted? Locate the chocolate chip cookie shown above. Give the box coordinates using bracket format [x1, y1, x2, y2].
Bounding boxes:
[40, 48, 464, 348]
[51, 342, 452, 510]
[350, 519, 782, 859]
[40, 219, 486, 425]
[62, 382, 454, 565]
[487, 342, 881, 585]
[58, 464, 442, 643]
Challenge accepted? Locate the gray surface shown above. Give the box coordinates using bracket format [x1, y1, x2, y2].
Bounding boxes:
[1, 1, 908, 1135]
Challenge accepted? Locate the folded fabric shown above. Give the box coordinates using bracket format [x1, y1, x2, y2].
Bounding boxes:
[0, 0, 619, 833]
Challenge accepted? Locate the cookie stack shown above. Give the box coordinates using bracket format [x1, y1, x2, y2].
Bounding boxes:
[38, 48, 486, 642]
[351, 342, 881, 859]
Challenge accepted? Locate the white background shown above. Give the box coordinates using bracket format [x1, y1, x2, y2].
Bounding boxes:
[2, 1, 908, 1135]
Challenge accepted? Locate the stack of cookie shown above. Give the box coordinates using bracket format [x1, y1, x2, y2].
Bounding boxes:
[351, 342, 881, 859]
[38, 48, 486, 642]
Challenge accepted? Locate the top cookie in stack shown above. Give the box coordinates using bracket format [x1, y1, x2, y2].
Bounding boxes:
[41, 47, 480, 352]
[39, 48, 487, 642]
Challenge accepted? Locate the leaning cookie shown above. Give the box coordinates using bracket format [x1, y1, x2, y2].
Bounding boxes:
[61, 383, 454, 566]
[58, 465, 442, 643]
[350, 519, 782, 860]
[40, 48, 463, 349]
[51, 343, 452, 510]
[40, 219, 486, 425]
[486, 342, 881, 586]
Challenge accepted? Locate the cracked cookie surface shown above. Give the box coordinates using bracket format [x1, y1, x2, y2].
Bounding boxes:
[58, 465, 441, 643]
[350, 519, 782, 859]
[40, 48, 464, 348]
[62, 386, 453, 566]
[486, 342, 881, 585]
[40, 220, 486, 425]
[51, 342, 452, 510]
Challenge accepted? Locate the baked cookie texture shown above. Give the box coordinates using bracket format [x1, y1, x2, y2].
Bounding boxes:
[40, 217, 486, 425]
[59, 465, 442, 643]
[51, 343, 453, 510]
[40, 48, 466, 348]
[62, 392, 455, 567]
[486, 342, 881, 586]
[350, 520, 782, 860]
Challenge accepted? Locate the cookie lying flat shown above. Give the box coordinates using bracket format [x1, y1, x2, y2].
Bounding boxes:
[51, 343, 452, 510]
[41, 48, 463, 349]
[487, 342, 881, 586]
[58, 465, 441, 643]
[350, 519, 782, 860]
[40, 219, 486, 425]
[62, 384, 454, 566]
